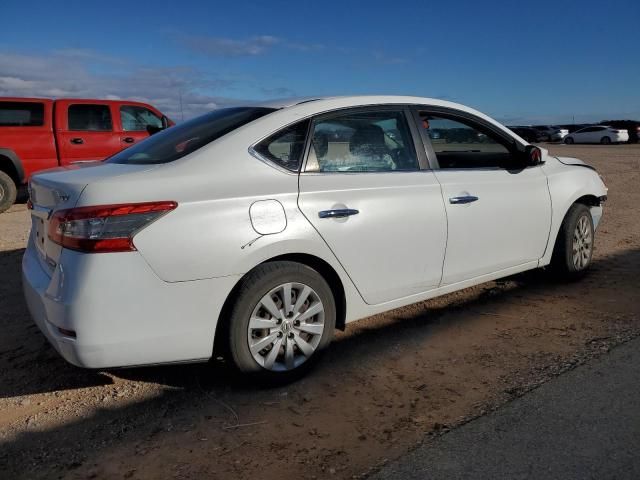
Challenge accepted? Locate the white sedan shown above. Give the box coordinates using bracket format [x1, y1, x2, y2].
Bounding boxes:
[22, 96, 607, 381]
[564, 125, 629, 144]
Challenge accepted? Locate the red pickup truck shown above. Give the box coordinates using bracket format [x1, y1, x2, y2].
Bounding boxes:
[0, 97, 171, 212]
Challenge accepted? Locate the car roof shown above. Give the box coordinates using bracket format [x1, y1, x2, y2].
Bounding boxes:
[246, 95, 501, 124]
[249, 95, 479, 111]
[240, 95, 526, 146]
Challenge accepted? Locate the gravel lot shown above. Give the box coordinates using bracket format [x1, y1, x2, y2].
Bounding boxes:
[1, 144, 639, 479]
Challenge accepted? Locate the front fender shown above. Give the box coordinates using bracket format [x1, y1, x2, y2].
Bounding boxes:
[539, 161, 608, 265]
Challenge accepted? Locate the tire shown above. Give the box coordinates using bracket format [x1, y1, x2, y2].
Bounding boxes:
[551, 203, 594, 278]
[564, 136, 574, 144]
[0, 170, 18, 214]
[600, 136, 611, 145]
[225, 261, 336, 382]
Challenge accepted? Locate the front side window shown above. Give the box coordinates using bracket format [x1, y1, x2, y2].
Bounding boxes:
[120, 105, 163, 131]
[107, 107, 275, 165]
[420, 113, 515, 169]
[306, 109, 419, 172]
[253, 120, 309, 171]
[0, 102, 44, 127]
[68, 104, 112, 131]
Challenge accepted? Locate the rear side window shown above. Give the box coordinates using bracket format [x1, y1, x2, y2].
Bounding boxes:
[107, 107, 275, 165]
[120, 105, 163, 131]
[306, 109, 419, 172]
[0, 102, 45, 126]
[253, 120, 310, 171]
[68, 104, 113, 131]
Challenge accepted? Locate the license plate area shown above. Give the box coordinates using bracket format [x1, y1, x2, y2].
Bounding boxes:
[32, 216, 47, 256]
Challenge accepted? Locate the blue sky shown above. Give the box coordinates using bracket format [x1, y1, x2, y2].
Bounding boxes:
[1, 0, 638, 123]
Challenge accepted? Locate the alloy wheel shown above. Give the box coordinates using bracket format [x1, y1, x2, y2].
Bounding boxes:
[572, 214, 592, 270]
[247, 282, 325, 371]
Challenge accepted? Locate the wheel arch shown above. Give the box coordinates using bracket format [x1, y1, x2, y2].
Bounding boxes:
[573, 194, 601, 207]
[542, 193, 604, 266]
[0, 149, 25, 185]
[212, 252, 348, 356]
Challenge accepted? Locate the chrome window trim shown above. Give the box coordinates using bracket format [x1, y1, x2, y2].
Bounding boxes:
[247, 118, 312, 175]
[248, 146, 299, 176]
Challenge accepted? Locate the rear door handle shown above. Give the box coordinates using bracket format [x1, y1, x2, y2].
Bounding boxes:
[449, 195, 479, 204]
[70, 138, 84, 144]
[318, 208, 359, 219]
[123, 137, 135, 143]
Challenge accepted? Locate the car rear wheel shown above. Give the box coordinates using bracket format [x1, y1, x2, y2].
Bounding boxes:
[551, 203, 594, 278]
[0, 171, 18, 214]
[225, 261, 336, 381]
[564, 136, 574, 144]
[600, 136, 611, 145]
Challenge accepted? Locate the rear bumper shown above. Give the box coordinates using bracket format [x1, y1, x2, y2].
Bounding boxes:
[22, 238, 240, 369]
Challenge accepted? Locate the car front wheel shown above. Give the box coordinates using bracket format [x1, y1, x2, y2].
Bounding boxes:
[225, 261, 335, 380]
[600, 136, 611, 145]
[551, 203, 594, 278]
[564, 136, 574, 144]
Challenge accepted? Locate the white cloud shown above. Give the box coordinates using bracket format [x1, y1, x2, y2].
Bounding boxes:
[0, 50, 254, 120]
[179, 35, 280, 57]
[177, 34, 326, 57]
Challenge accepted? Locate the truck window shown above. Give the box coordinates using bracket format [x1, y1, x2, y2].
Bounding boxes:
[68, 104, 113, 131]
[0, 102, 45, 127]
[120, 105, 163, 131]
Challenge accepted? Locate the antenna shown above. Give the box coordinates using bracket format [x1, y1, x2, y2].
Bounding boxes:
[179, 89, 185, 122]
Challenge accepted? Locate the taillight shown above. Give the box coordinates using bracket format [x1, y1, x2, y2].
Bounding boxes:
[48, 201, 177, 253]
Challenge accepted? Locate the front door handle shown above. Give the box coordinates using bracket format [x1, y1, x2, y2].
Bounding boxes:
[318, 208, 359, 219]
[70, 138, 84, 144]
[449, 195, 479, 204]
[123, 137, 135, 143]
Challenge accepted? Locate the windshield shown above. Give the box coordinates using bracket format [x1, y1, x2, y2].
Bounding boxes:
[106, 107, 276, 165]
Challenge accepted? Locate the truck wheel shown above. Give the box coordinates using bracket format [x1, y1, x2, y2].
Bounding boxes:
[551, 203, 594, 278]
[225, 261, 336, 383]
[0, 171, 17, 214]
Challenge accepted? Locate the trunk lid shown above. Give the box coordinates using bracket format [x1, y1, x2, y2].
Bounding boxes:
[28, 162, 157, 275]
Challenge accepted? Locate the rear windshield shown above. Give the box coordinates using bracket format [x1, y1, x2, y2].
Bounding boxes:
[107, 107, 276, 165]
[0, 102, 45, 127]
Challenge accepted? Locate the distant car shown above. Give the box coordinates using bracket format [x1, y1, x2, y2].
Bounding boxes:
[23, 95, 608, 380]
[564, 126, 629, 144]
[598, 120, 640, 144]
[533, 126, 568, 142]
[508, 126, 545, 143]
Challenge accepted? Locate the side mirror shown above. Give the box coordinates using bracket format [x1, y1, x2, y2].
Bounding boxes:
[146, 116, 170, 136]
[147, 115, 171, 136]
[524, 145, 544, 166]
[146, 124, 163, 135]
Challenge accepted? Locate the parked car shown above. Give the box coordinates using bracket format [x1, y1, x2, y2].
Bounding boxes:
[532, 125, 568, 142]
[22, 96, 607, 381]
[599, 120, 640, 144]
[564, 125, 629, 144]
[0, 97, 171, 212]
[507, 126, 545, 143]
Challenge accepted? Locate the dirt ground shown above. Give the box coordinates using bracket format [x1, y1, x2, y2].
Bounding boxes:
[1, 144, 639, 479]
